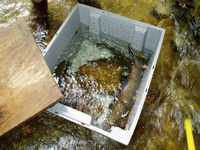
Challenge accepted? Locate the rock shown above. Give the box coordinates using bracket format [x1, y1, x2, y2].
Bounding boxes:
[151, 1, 173, 19]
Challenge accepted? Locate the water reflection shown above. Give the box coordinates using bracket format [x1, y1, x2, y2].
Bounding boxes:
[0, 0, 200, 149]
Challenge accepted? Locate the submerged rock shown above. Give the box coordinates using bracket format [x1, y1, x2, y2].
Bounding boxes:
[78, 58, 123, 94]
[95, 42, 133, 70]
[151, 1, 174, 19]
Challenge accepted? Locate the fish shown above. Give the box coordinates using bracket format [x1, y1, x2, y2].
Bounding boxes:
[128, 45, 148, 64]
[54, 60, 67, 77]
[107, 57, 141, 126]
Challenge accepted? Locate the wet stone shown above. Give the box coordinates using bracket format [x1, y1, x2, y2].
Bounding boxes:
[78, 58, 123, 94]
[151, 1, 173, 19]
[78, 0, 101, 8]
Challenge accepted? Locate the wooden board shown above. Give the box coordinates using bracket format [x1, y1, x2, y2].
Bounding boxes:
[0, 19, 63, 137]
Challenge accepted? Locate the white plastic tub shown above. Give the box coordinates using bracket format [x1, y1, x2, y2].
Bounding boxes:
[44, 4, 165, 145]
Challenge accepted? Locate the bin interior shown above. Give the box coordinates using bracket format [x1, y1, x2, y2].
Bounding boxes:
[44, 4, 165, 145]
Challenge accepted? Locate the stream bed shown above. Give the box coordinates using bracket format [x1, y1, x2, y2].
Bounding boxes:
[0, 0, 200, 149]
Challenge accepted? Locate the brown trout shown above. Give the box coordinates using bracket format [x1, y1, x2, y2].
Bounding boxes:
[54, 60, 67, 77]
[107, 57, 141, 126]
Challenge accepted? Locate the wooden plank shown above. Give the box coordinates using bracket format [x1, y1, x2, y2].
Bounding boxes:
[0, 19, 63, 137]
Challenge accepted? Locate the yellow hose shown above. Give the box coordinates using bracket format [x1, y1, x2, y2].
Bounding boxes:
[184, 119, 196, 150]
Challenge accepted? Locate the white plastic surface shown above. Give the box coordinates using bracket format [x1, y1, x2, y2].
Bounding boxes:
[89, 12, 101, 34]
[48, 103, 92, 125]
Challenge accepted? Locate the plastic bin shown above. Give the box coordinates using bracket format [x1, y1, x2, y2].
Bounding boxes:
[45, 4, 165, 145]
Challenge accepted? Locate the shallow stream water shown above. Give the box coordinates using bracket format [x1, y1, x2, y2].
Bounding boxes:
[0, 0, 200, 149]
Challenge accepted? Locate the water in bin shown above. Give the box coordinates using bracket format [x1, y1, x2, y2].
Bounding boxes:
[52, 28, 149, 130]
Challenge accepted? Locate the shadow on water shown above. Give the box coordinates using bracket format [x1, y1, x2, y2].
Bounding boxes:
[0, 0, 200, 149]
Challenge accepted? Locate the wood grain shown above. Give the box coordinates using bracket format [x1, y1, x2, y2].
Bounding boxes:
[0, 19, 63, 137]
